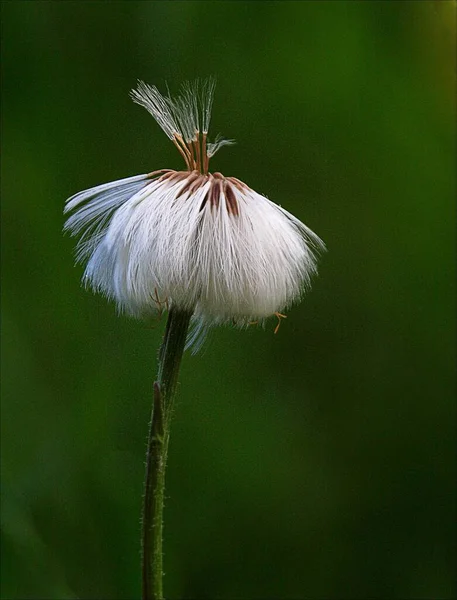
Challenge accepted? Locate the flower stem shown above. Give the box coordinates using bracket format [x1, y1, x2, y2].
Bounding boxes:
[142, 308, 192, 600]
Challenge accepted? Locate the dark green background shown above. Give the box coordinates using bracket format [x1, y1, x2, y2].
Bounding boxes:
[1, 2, 456, 599]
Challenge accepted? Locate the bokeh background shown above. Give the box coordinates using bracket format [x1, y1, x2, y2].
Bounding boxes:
[1, 2, 456, 599]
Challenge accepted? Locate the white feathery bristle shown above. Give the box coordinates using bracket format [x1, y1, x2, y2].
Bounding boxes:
[131, 78, 219, 145]
[130, 81, 179, 140]
[131, 78, 234, 169]
[200, 76, 216, 134]
[64, 174, 150, 262]
[207, 134, 236, 158]
[64, 170, 325, 349]
[179, 80, 200, 138]
[169, 93, 197, 143]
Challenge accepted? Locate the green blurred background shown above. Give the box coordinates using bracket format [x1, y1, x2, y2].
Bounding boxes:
[1, 2, 456, 599]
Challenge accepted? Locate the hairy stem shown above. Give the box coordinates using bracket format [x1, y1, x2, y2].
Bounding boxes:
[142, 309, 192, 600]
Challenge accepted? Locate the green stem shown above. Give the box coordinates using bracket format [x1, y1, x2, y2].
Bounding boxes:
[142, 308, 192, 600]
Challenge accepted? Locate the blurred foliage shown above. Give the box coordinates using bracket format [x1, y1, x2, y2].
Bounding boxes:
[1, 2, 456, 599]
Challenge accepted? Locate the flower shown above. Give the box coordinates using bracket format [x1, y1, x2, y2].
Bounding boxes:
[64, 78, 325, 348]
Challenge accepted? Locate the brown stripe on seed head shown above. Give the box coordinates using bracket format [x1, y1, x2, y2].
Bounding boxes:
[231, 177, 248, 188]
[187, 175, 208, 196]
[146, 169, 174, 180]
[224, 181, 239, 216]
[157, 170, 177, 183]
[199, 177, 221, 212]
[226, 176, 249, 192]
[199, 183, 211, 212]
[209, 179, 221, 210]
[170, 171, 189, 183]
[159, 171, 188, 185]
[175, 171, 202, 198]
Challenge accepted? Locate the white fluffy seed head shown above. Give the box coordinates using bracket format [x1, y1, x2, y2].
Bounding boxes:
[65, 171, 324, 324]
[65, 79, 325, 349]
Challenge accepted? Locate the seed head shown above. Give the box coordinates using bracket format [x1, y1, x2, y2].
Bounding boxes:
[64, 79, 325, 349]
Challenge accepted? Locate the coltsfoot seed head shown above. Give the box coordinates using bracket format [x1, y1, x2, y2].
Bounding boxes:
[64, 79, 325, 349]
